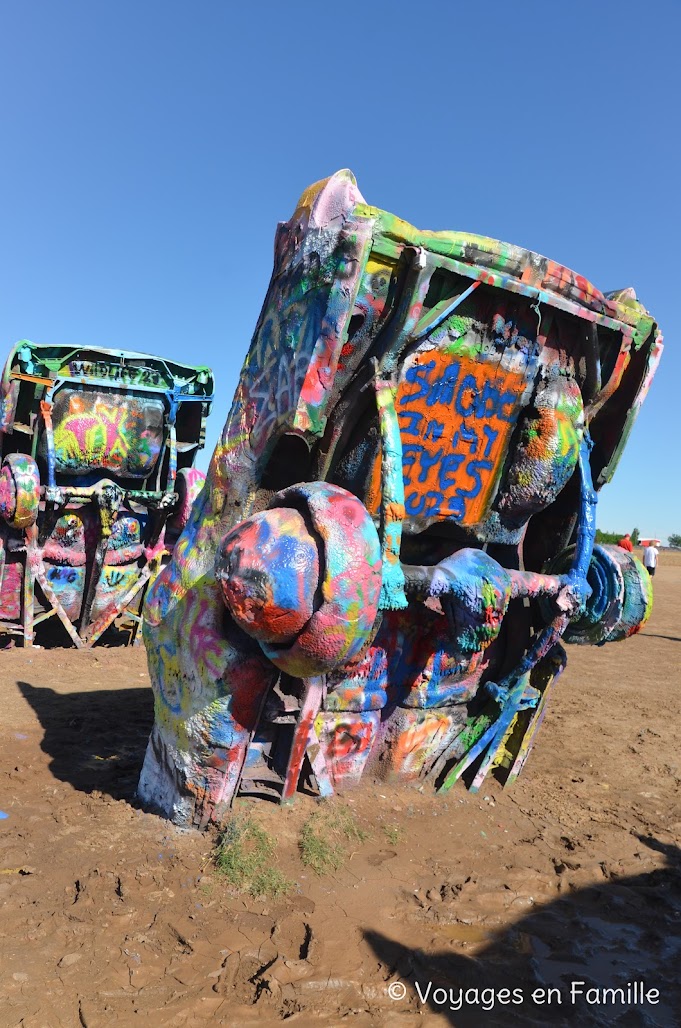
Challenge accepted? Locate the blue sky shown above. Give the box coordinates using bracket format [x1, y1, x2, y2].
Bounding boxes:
[1, 1, 678, 542]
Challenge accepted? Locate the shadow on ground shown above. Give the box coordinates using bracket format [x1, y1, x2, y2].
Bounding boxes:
[17, 681, 153, 802]
[366, 837, 681, 1026]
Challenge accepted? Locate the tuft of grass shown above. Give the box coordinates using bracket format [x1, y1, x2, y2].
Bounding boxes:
[249, 866, 291, 900]
[299, 805, 369, 875]
[383, 824, 400, 846]
[335, 805, 369, 843]
[300, 817, 344, 875]
[214, 816, 292, 899]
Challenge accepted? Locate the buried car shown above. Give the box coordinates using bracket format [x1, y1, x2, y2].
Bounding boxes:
[0, 341, 213, 646]
[138, 170, 661, 828]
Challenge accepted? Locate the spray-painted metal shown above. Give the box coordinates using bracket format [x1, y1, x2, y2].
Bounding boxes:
[0, 341, 213, 646]
[139, 171, 662, 827]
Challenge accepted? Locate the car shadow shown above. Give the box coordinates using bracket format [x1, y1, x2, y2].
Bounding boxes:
[17, 680, 153, 803]
[365, 836, 681, 1026]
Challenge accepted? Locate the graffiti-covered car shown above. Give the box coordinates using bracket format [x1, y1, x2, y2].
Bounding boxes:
[0, 341, 213, 646]
[138, 171, 661, 828]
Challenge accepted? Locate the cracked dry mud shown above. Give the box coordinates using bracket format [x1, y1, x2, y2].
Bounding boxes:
[1, 555, 680, 1027]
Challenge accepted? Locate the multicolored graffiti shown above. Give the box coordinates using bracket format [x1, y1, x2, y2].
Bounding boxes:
[0, 342, 213, 646]
[48, 390, 164, 477]
[371, 349, 531, 524]
[139, 171, 662, 828]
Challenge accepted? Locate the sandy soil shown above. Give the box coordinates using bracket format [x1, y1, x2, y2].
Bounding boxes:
[1, 553, 680, 1027]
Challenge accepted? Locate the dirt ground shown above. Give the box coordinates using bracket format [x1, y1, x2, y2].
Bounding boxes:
[1, 553, 680, 1028]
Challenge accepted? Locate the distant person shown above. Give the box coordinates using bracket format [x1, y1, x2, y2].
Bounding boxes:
[643, 543, 659, 577]
[618, 533, 634, 552]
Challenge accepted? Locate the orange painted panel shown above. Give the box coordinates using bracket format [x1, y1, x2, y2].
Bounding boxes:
[371, 351, 528, 525]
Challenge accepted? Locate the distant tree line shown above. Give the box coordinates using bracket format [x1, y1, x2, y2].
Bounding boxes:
[594, 529, 681, 548]
[595, 530, 623, 544]
[595, 527, 640, 545]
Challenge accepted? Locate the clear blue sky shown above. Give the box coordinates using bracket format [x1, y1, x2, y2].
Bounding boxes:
[1, 1, 678, 542]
